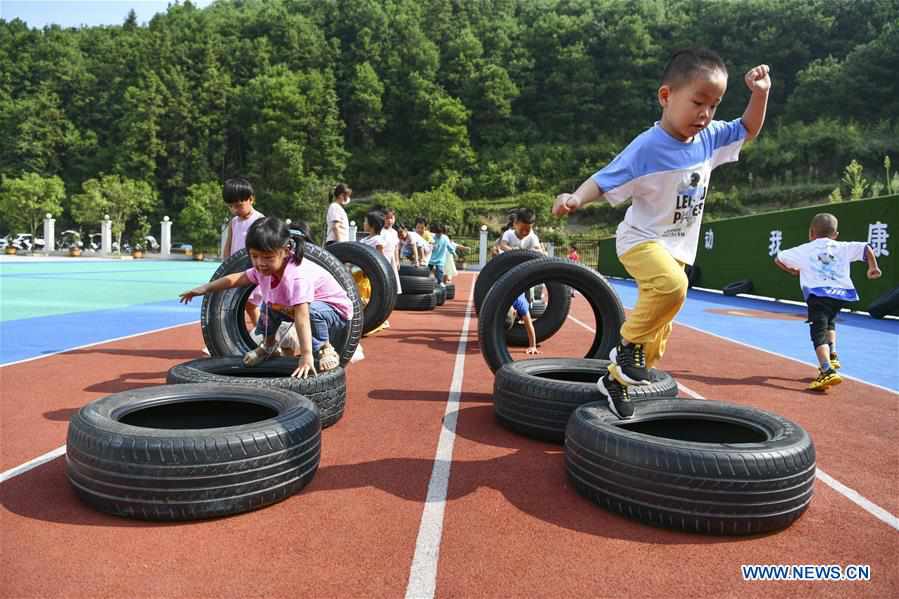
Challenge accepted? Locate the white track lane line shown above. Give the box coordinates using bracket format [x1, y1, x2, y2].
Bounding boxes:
[0, 320, 200, 369]
[568, 314, 899, 532]
[405, 281, 475, 599]
[1, 321, 203, 482]
[0, 445, 66, 483]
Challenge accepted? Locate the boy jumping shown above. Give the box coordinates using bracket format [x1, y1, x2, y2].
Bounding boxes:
[553, 48, 771, 418]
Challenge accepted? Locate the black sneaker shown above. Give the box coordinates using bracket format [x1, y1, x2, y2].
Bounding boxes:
[597, 373, 634, 419]
[609, 342, 652, 385]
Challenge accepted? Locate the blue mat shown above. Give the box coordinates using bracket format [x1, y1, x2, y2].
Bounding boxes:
[608, 279, 899, 391]
[0, 300, 202, 365]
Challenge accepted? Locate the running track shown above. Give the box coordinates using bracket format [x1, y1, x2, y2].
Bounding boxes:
[1, 271, 897, 598]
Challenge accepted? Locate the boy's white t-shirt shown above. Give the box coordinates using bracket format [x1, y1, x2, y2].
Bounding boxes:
[359, 231, 387, 256]
[360, 231, 403, 292]
[593, 118, 748, 265]
[325, 202, 349, 242]
[404, 230, 428, 248]
[777, 238, 868, 301]
[501, 229, 541, 252]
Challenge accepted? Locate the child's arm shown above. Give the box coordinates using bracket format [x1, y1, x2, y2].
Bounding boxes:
[290, 303, 317, 378]
[523, 313, 540, 355]
[179, 272, 251, 303]
[741, 64, 771, 141]
[774, 257, 799, 277]
[864, 245, 882, 279]
[553, 178, 604, 216]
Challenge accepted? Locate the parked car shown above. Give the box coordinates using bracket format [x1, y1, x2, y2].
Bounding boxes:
[58, 230, 83, 249]
[10, 234, 45, 251]
[170, 242, 193, 254]
[87, 233, 120, 252]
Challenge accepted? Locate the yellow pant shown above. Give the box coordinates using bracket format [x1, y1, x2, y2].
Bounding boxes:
[619, 241, 688, 368]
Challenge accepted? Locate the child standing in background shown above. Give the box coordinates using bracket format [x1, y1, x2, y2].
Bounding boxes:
[428, 223, 450, 287]
[219, 177, 264, 346]
[775, 212, 882, 391]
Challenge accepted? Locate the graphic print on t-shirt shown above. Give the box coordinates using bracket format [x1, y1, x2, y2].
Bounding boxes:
[811, 248, 840, 281]
[661, 171, 706, 240]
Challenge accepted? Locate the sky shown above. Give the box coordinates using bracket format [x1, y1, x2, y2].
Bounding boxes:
[0, 0, 215, 29]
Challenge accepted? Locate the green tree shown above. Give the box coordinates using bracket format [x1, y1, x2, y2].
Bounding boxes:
[70, 175, 159, 249]
[407, 185, 464, 232]
[177, 181, 227, 254]
[842, 160, 869, 200]
[346, 62, 386, 147]
[0, 173, 65, 238]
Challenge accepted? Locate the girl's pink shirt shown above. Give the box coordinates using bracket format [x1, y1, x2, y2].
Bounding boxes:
[245, 259, 353, 321]
[229, 209, 264, 255]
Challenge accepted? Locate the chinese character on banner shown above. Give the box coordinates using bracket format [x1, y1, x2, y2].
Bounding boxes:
[704, 229, 714, 250]
[768, 230, 782, 256]
[867, 222, 890, 257]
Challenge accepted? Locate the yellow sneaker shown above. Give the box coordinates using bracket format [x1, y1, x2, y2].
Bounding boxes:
[829, 353, 841, 370]
[808, 368, 842, 391]
[363, 321, 389, 337]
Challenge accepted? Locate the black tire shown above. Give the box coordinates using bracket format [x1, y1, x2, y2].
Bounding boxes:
[445, 283, 456, 300]
[475, 251, 571, 346]
[868, 286, 899, 319]
[395, 292, 437, 311]
[400, 275, 436, 295]
[685, 264, 701, 288]
[399, 265, 431, 278]
[434, 286, 446, 306]
[474, 250, 555, 314]
[201, 244, 363, 367]
[479, 258, 625, 373]
[66, 384, 321, 521]
[327, 242, 396, 334]
[166, 357, 346, 428]
[723, 279, 754, 296]
[494, 358, 678, 443]
[565, 399, 815, 535]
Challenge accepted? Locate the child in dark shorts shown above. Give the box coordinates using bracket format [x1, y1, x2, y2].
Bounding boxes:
[775, 212, 882, 391]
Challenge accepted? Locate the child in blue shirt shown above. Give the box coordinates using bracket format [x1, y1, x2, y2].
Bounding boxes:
[428, 223, 450, 287]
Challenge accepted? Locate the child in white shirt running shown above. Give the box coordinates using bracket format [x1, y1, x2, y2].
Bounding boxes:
[775, 212, 882, 391]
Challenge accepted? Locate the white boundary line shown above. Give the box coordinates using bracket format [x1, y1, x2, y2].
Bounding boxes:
[676, 383, 899, 531]
[0, 445, 66, 483]
[0, 320, 199, 369]
[404, 281, 475, 599]
[567, 314, 899, 532]
[571, 301, 898, 395]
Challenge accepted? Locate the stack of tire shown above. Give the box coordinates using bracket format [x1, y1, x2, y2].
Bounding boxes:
[395, 265, 455, 311]
[476, 251, 815, 535]
[66, 239, 366, 522]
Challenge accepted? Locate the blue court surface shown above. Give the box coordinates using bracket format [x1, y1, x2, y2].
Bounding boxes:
[609, 279, 898, 391]
[1, 259, 896, 391]
[0, 259, 219, 364]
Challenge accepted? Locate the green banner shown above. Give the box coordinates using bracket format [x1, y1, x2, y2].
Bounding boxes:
[598, 196, 898, 307]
